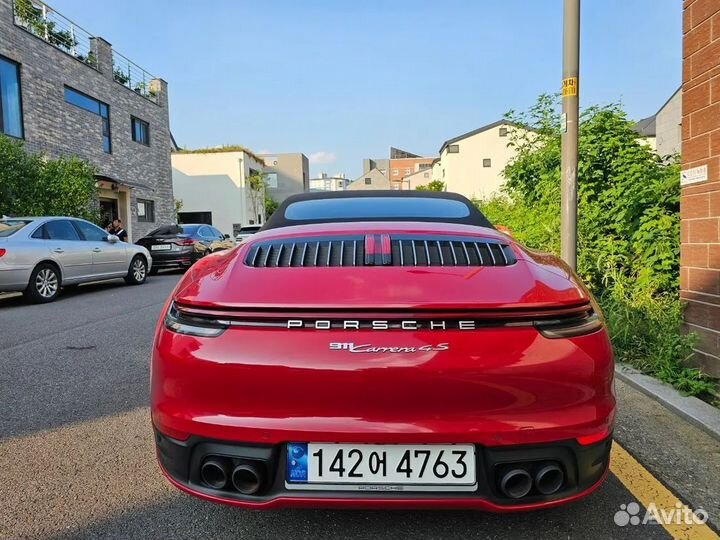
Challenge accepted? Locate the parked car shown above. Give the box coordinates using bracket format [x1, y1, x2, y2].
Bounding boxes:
[235, 224, 262, 243]
[136, 224, 233, 274]
[0, 216, 151, 303]
[151, 191, 615, 510]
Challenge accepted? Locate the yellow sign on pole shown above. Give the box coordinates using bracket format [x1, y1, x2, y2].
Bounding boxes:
[562, 77, 578, 97]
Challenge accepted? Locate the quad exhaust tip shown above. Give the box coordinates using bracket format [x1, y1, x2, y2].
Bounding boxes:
[231, 463, 263, 495]
[200, 458, 228, 489]
[499, 469, 533, 499]
[534, 464, 564, 495]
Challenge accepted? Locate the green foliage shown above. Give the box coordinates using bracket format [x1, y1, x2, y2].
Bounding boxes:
[601, 272, 715, 398]
[264, 195, 279, 218]
[176, 145, 266, 166]
[477, 94, 715, 398]
[0, 135, 99, 222]
[416, 180, 446, 192]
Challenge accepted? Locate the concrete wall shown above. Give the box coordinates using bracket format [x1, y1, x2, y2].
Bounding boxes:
[0, 0, 174, 241]
[440, 123, 520, 200]
[171, 152, 264, 236]
[261, 153, 309, 203]
[347, 168, 390, 190]
[680, 0, 720, 377]
[656, 90, 682, 157]
[362, 158, 389, 175]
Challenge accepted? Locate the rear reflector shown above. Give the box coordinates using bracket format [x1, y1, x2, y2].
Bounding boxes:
[0, 248, 5, 257]
[576, 429, 611, 446]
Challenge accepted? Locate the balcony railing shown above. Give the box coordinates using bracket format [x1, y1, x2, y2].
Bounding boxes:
[12, 0, 160, 104]
[13, 0, 97, 67]
[111, 50, 159, 103]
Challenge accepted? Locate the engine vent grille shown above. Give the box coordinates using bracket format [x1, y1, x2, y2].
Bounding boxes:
[245, 236, 516, 268]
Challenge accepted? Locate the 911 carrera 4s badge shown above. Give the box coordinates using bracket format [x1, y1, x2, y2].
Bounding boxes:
[329, 342, 449, 353]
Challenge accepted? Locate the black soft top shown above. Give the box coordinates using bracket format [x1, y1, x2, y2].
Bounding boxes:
[262, 191, 494, 230]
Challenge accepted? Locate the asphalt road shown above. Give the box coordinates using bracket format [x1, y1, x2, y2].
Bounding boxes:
[0, 273, 718, 539]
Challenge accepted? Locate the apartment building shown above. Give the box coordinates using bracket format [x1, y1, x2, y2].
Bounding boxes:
[172, 148, 265, 237]
[362, 148, 434, 189]
[259, 152, 309, 203]
[309, 173, 351, 191]
[0, 0, 174, 241]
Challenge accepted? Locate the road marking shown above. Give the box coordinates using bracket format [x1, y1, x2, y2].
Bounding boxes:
[611, 442, 717, 539]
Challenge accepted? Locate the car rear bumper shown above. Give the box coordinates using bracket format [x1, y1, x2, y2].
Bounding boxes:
[0, 267, 32, 291]
[149, 248, 197, 268]
[154, 427, 612, 510]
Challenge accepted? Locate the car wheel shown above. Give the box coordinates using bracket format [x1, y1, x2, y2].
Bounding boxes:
[124, 255, 147, 285]
[24, 263, 61, 303]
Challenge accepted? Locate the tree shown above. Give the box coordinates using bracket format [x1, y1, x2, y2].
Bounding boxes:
[481, 94, 679, 294]
[247, 171, 267, 222]
[0, 135, 99, 222]
[476, 95, 716, 397]
[264, 194, 278, 219]
[415, 180, 445, 192]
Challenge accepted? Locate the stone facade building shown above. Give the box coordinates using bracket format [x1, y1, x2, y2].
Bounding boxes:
[0, 0, 174, 241]
[680, 0, 720, 377]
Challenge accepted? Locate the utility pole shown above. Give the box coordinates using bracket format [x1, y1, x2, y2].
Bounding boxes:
[561, 0, 580, 270]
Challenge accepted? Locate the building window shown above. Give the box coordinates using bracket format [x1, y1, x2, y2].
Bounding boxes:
[404, 168, 412, 175]
[0, 56, 23, 138]
[265, 172, 278, 188]
[447, 144, 460, 153]
[392, 169, 399, 176]
[483, 158, 492, 167]
[337, 180, 343, 188]
[64, 87, 111, 153]
[499, 127, 508, 137]
[418, 163, 431, 170]
[364, 178, 372, 185]
[137, 199, 155, 222]
[131, 117, 150, 146]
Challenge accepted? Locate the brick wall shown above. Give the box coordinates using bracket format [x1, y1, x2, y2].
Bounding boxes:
[681, 0, 720, 377]
[0, 0, 174, 240]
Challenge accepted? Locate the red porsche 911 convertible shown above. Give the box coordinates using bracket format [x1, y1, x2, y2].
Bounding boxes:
[151, 191, 615, 511]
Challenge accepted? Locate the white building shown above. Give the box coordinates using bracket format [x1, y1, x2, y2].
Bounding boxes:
[171, 148, 266, 237]
[309, 173, 351, 191]
[437, 120, 526, 200]
[633, 88, 682, 157]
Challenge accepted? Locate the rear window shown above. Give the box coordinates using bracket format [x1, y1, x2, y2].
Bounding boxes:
[148, 225, 196, 236]
[239, 226, 261, 234]
[0, 220, 33, 237]
[284, 197, 471, 221]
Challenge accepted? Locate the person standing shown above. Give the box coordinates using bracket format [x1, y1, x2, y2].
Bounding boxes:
[111, 218, 128, 242]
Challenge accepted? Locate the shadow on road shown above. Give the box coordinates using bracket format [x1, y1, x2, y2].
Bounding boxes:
[44, 476, 669, 540]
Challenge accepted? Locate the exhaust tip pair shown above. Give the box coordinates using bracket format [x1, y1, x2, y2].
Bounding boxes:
[499, 463, 564, 499]
[200, 457, 264, 495]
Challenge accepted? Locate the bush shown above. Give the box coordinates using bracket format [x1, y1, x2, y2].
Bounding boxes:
[0, 135, 99, 222]
[477, 95, 715, 398]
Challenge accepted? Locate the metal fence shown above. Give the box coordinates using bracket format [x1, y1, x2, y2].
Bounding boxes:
[13, 0, 97, 68]
[111, 50, 159, 103]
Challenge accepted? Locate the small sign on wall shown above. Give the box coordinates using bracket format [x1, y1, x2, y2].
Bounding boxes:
[681, 165, 708, 186]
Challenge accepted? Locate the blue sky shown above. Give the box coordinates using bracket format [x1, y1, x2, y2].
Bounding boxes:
[57, 0, 681, 179]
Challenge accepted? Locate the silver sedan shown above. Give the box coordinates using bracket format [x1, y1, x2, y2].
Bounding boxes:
[0, 216, 152, 303]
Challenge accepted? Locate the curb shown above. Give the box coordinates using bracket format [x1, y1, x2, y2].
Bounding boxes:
[615, 364, 720, 442]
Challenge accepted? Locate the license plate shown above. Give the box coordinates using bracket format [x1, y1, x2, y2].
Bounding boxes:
[151, 244, 172, 251]
[286, 443, 476, 491]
